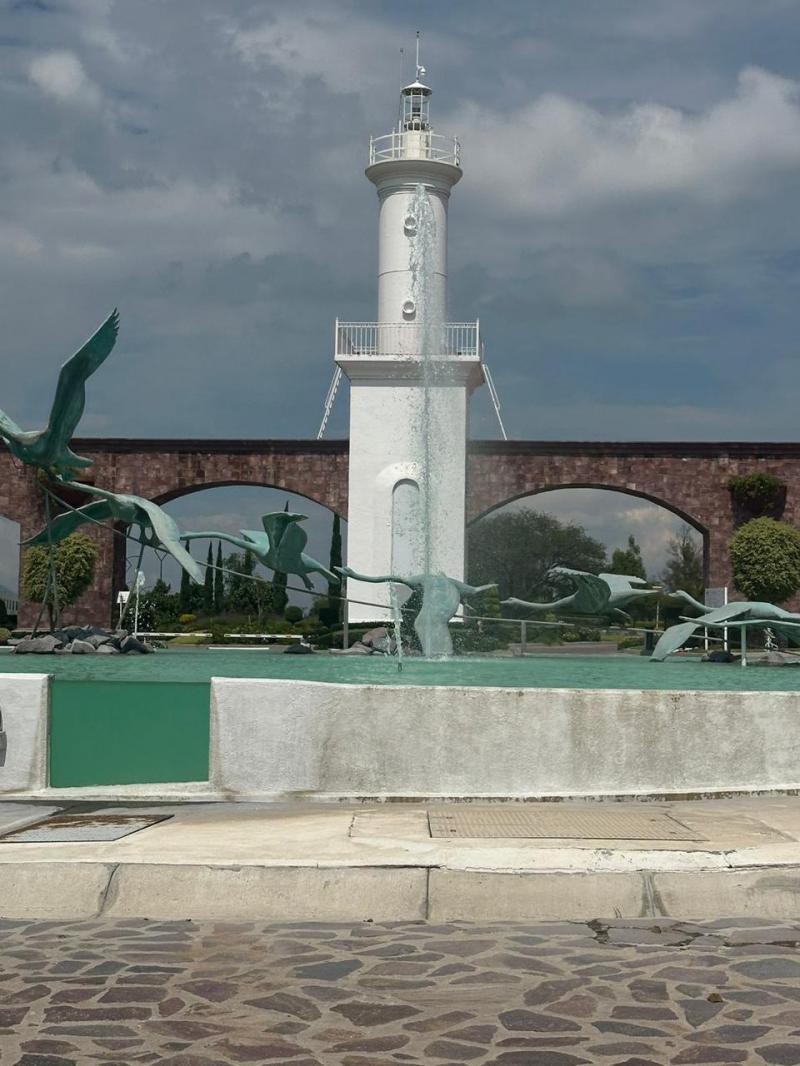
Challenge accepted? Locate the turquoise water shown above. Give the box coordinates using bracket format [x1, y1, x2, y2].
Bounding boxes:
[1, 647, 800, 691]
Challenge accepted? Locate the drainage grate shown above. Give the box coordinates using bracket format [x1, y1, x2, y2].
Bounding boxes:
[427, 807, 705, 841]
[0, 812, 172, 843]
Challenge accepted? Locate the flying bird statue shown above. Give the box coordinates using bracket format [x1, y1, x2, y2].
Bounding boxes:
[503, 566, 660, 622]
[336, 566, 497, 658]
[184, 511, 337, 588]
[0, 310, 119, 476]
[26, 481, 204, 585]
[650, 590, 800, 661]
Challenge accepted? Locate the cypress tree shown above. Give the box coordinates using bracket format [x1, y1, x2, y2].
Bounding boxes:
[328, 512, 343, 622]
[272, 567, 288, 614]
[271, 501, 290, 613]
[203, 543, 214, 613]
[179, 541, 192, 613]
[214, 541, 224, 614]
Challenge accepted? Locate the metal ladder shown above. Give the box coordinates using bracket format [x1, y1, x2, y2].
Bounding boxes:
[317, 366, 343, 439]
[483, 363, 508, 440]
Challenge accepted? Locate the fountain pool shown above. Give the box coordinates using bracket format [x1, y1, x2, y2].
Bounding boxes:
[3, 647, 800, 691]
[3, 647, 800, 803]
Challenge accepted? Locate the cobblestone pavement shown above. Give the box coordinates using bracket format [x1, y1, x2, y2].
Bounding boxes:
[1, 918, 800, 1065]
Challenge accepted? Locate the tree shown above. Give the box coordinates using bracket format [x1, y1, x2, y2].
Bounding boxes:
[271, 501, 290, 614]
[467, 508, 606, 601]
[178, 541, 192, 613]
[728, 473, 786, 523]
[22, 532, 98, 629]
[214, 542, 224, 614]
[661, 524, 704, 600]
[327, 513, 343, 623]
[271, 568, 288, 614]
[607, 535, 647, 580]
[203, 543, 214, 613]
[141, 578, 180, 628]
[730, 517, 800, 603]
[225, 551, 273, 619]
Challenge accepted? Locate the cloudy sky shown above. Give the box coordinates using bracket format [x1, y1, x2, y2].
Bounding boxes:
[1, 0, 797, 594]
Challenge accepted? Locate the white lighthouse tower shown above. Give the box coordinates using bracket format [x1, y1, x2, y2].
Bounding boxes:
[336, 46, 484, 622]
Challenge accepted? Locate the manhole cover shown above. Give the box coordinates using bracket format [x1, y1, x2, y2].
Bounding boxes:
[0, 812, 172, 843]
[427, 808, 704, 841]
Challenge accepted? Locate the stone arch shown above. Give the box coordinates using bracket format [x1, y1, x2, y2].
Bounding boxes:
[111, 478, 347, 603]
[468, 482, 711, 586]
[150, 479, 347, 518]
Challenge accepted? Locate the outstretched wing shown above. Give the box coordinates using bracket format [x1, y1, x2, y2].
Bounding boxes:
[551, 569, 609, 614]
[650, 622, 701, 661]
[0, 407, 28, 445]
[137, 498, 204, 584]
[601, 572, 649, 589]
[46, 310, 120, 447]
[280, 520, 308, 563]
[24, 501, 113, 545]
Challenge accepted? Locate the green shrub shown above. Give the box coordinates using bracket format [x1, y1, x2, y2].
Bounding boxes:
[179, 613, 196, 626]
[0, 628, 10, 645]
[617, 635, 644, 651]
[730, 517, 800, 603]
[728, 473, 786, 520]
[22, 532, 98, 629]
[451, 626, 507, 654]
[169, 633, 207, 645]
[284, 605, 303, 624]
[562, 627, 601, 643]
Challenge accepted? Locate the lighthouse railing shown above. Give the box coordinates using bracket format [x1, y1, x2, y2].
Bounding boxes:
[368, 131, 461, 166]
[336, 321, 479, 358]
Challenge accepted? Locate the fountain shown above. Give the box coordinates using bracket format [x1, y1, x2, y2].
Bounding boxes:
[1, 53, 800, 804]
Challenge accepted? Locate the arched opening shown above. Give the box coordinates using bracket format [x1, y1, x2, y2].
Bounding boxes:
[391, 479, 421, 575]
[0, 515, 20, 627]
[112, 484, 346, 630]
[468, 486, 707, 606]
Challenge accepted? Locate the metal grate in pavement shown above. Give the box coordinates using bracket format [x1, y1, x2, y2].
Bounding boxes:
[427, 807, 705, 841]
[0, 812, 172, 843]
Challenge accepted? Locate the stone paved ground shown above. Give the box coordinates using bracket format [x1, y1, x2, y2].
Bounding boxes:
[1, 918, 800, 1065]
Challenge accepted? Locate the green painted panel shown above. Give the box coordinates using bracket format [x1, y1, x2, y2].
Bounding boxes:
[50, 681, 210, 787]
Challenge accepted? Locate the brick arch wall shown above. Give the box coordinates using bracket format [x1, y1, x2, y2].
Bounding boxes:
[466, 441, 800, 594]
[4, 437, 800, 626]
[4, 439, 349, 627]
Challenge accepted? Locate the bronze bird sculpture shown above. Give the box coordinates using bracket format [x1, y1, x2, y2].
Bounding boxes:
[0, 310, 119, 476]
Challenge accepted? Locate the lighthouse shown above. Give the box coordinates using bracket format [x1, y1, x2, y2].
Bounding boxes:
[336, 47, 485, 622]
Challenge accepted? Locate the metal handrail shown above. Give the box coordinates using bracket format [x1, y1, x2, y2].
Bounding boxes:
[336, 320, 480, 358]
[369, 131, 461, 166]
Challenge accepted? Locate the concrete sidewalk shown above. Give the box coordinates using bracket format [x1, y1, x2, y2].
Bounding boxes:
[0, 796, 799, 921]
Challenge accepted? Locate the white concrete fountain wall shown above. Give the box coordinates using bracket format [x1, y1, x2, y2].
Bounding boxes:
[3, 673, 800, 799]
[210, 678, 800, 800]
[0, 674, 49, 794]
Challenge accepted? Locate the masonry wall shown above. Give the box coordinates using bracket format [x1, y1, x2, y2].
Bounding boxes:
[3, 438, 800, 627]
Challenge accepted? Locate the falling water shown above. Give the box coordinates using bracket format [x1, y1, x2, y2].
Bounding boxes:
[408, 183, 442, 582]
[389, 583, 405, 672]
[403, 183, 460, 656]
